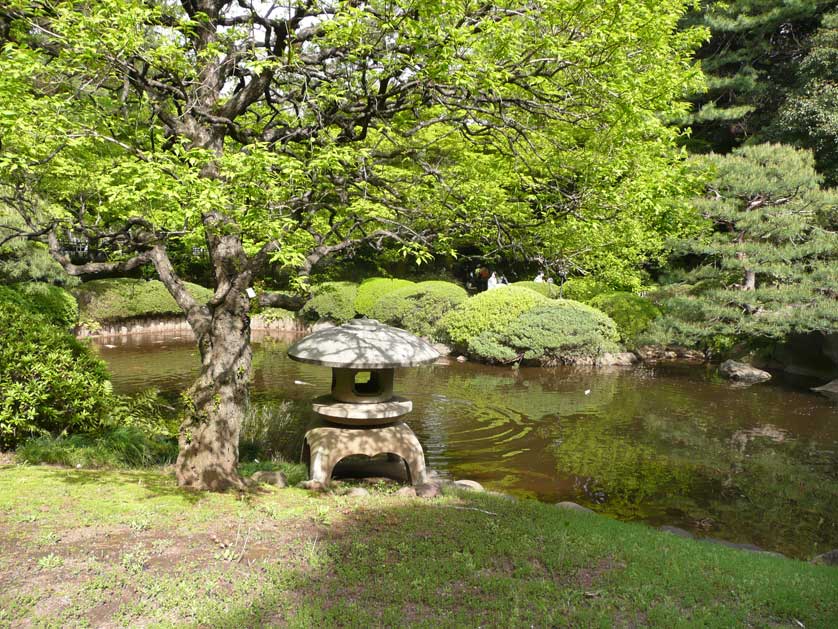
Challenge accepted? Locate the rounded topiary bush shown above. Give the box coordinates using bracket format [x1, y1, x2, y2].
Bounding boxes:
[300, 281, 359, 323]
[73, 278, 213, 324]
[0, 299, 114, 450]
[354, 278, 415, 317]
[588, 292, 661, 344]
[511, 281, 562, 299]
[369, 280, 468, 339]
[11, 282, 78, 328]
[438, 286, 549, 348]
[467, 300, 620, 365]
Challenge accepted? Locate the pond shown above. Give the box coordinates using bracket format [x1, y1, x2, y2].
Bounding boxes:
[94, 332, 838, 558]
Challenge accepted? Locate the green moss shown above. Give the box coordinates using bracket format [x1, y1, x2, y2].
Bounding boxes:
[354, 278, 415, 317]
[438, 286, 548, 348]
[300, 282, 358, 323]
[370, 280, 467, 339]
[511, 280, 562, 298]
[468, 299, 620, 364]
[9, 282, 78, 327]
[73, 278, 213, 324]
[588, 292, 662, 344]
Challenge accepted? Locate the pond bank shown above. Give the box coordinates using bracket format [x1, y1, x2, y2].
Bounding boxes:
[0, 465, 835, 627]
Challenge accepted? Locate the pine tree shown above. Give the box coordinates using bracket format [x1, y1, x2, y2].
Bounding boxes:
[653, 144, 838, 349]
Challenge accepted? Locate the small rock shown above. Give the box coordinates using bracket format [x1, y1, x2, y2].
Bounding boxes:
[811, 549, 838, 566]
[344, 487, 369, 498]
[598, 352, 638, 367]
[659, 525, 695, 539]
[432, 342, 453, 356]
[297, 480, 326, 491]
[812, 379, 838, 401]
[395, 486, 417, 497]
[415, 483, 441, 498]
[453, 479, 485, 492]
[456, 355, 467, 363]
[719, 360, 771, 384]
[556, 501, 593, 514]
[251, 471, 288, 488]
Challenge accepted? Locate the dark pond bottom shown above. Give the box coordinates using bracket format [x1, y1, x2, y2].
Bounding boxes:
[94, 332, 838, 558]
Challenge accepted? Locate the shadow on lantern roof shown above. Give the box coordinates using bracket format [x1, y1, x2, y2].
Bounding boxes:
[286, 318, 440, 369]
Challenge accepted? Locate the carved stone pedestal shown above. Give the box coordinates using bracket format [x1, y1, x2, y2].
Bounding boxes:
[303, 422, 429, 486]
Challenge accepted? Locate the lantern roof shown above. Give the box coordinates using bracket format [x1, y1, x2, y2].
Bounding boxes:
[287, 319, 440, 369]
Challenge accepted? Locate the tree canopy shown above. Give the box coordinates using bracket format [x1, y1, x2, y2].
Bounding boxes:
[0, 0, 707, 489]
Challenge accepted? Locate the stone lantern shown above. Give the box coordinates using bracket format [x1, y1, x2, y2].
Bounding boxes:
[287, 319, 440, 485]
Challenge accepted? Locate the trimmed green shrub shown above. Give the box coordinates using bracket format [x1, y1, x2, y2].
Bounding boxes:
[0, 299, 114, 449]
[354, 278, 415, 317]
[257, 307, 297, 322]
[559, 277, 611, 303]
[438, 286, 548, 348]
[588, 292, 662, 344]
[300, 281, 358, 323]
[512, 281, 562, 299]
[16, 427, 178, 468]
[11, 282, 78, 327]
[468, 300, 620, 365]
[73, 278, 213, 324]
[369, 280, 468, 339]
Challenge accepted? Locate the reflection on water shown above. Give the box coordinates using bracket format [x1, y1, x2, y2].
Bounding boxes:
[95, 333, 838, 558]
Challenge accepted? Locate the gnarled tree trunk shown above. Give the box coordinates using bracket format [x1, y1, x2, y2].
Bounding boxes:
[176, 295, 252, 491]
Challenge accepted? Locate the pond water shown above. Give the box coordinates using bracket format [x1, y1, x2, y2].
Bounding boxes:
[94, 332, 837, 558]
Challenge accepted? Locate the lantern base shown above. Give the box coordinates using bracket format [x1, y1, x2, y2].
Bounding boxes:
[302, 422, 429, 486]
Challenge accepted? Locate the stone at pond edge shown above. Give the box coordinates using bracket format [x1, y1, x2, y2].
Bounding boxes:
[811, 379, 838, 401]
[415, 483, 441, 498]
[597, 352, 638, 367]
[811, 549, 838, 566]
[453, 479, 485, 492]
[395, 486, 417, 497]
[251, 471, 288, 488]
[659, 525, 695, 539]
[719, 360, 772, 384]
[456, 355, 467, 363]
[700, 537, 785, 558]
[556, 501, 594, 514]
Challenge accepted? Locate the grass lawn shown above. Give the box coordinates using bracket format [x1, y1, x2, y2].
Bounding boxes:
[0, 465, 836, 627]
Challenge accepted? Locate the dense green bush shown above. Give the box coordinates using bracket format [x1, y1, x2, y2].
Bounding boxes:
[370, 280, 468, 338]
[468, 300, 620, 365]
[300, 281, 359, 323]
[559, 277, 611, 302]
[256, 307, 297, 322]
[0, 299, 114, 449]
[354, 278, 415, 316]
[10, 282, 78, 327]
[438, 286, 548, 348]
[511, 281, 562, 298]
[73, 278, 213, 324]
[588, 292, 661, 344]
[16, 427, 178, 468]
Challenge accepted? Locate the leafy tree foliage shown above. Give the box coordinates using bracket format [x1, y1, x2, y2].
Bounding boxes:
[588, 292, 662, 344]
[651, 144, 838, 348]
[0, 0, 706, 489]
[776, 11, 838, 185]
[683, 0, 837, 155]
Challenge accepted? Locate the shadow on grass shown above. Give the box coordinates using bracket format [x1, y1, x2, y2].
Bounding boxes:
[32, 466, 205, 505]
[196, 492, 838, 628]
